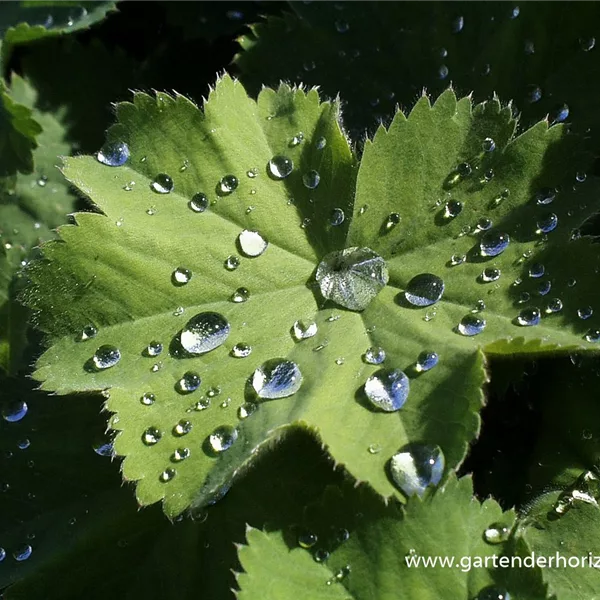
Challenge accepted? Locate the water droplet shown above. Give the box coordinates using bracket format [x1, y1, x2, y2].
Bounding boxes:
[475, 586, 511, 600]
[17, 439, 30, 450]
[97, 141, 129, 167]
[189, 193, 209, 213]
[315, 137, 327, 150]
[516, 307, 541, 326]
[545, 298, 563, 314]
[492, 189, 510, 207]
[449, 254, 465, 266]
[480, 231, 510, 257]
[443, 200, 463, 219]
[145, 341, 163, 357]
[585, 329, 600, 343]
[172, 448, 190, 462]
[364, 368, 410, 412]
[457, 162, 472, 177]
[329, 208, 345, 226]
[578, 306, 594, 320]
[180, 312, 230, 355]
[193, 398, 211, 411]
[208, 425, 238, 453]
[79, 324, 98, 341]
[159, 468, 176, 483]
[92, 345, 121, 370]
[552, 103, 569, 123]
[517, 291, 530, 305]
[457, 315, 486, 336]
[483, 524, 511, 544]
[173, 306, 184, 316]
[231, 342, 252, 358]
[172, 267, 192, 286]
[267, 156, 293, 180]
[438, 65, 449, 80]
[13, 544, 32, 562]
[535, 187, 556, 205]
[477, 217, 493, 231]
[482, 137, 496, 152]
[176, 371, 201, 394]
[302, 170, 320, 189]
[335, 357, 345, 365]
[326, 565, 351, 586]
[316, 247, 389, 311]
[173, 419, 192, 436]
[37, 174, 48, 187]
[93, 440, 113, 457]
[238, 402, 257, 419]
[580, 36, 596, 51]
[528, 263, 545, 278]
[404, 274, 444, 307]
[298, 532, 318, 549]
[246, 168, 258, 179]
[335, 19, 349, 33]
[140, 392, 156, 406]
[383, 212, 401, 231]
[481, 267, 501, 283]
[292, 319, 318, 341]
[230, 287, 250, 303]
[364, 346, 386, 365]
[252, 359, 303, 399]
[568, 278, 577, 287]
[451, 15, 464, 32]
[142, 427, 161, 445]
[289, 132, 304, 147]
[0, 547, 5, 562]
[536, 212, 558, 234]
[415, 351, 439, 372]
[536, 280, 552, 296]
[527, 85, 543, 103]
[389, 443, 445, 497]
[313, 549, 330, 562]
[238, 230, 268, 257]
[225, 255, 240, 271]
[219, 175, 238, 194]
[150, 173, 174, 194]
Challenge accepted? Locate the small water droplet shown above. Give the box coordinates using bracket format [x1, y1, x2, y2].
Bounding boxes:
[457, 315, 486, 336]
[145, 341, 163, 357]
[482, 137, 496, 152]
[368, 443, 382, 454]
[246, 168, 258, 179]
[480, 231, 510, 257]
[298, 532, 318, 549]
[2, 400, 28, 423]
[142, 427, 162, 445]
[219, 175, 238, 194]
[449, 254, 465, 266]
[302, 170, 320, 189]
[578, 306, 594, 320]
[93, 440, 113, 457]
[140, 392, 156, 406]
[528, 263, 545, 278]
[545, 298, 563, 314]
[252, 359, 303, 399]
[176, 371, 201, 394]
[238, 402, 257, 419]
[364, 369, 410, 412]
[527, 85, 543, 103]
[159, 467, 176, 483]
[267, 155, 294, 179]
[313, 549, 330, 563]
[315, 137, 327, 150]
[97, 141, 129, 167]
[150, 173, 174, 194]
[172, 267, 192, 286]
[443, 200, 463, 219]
[292, 320, 318, 341]
[483, 523, 511, 544]
[516, 307, 541, 326]
[193, 398, 211, 411]
[568, 278, 577, 287]
[329, 208, 345, 226]
[79, 324, 98, 341]
[383, 212, 401, 231]
[536, 212, 558, 234]
[415, 351, 439, 372]
[477, 217, 493, 231]
[91, 345, 121, 370]
[326, 565, 351, 586]
[13, 544, 32, 562]
[480, 267, 501, 283]
[451, 15, 464, 33]
[172, 307, 184, 317]
[17, 438, 30, 450]
[535, 187, 556, 205]
[404, 273, 444, 307]
[231, 342, 252, 358]
[230, 287, 250, 303]
[580, 37, 596, 51]
[389, 443, 445, 497]
[238, 230, 268, 257]
[224, 255, 240, 271]
[180, 312, 230, 355]
[335, 19, 349, 33]
[585, 329, 600, 343]
[173, 419, 192, 436]
[172, 448, 190, 462]
[189, 193, 209, 213]
[364, 346, 386, 365]
[289, 132, 304, 147]
[552, 103, 569, 124]
[208, 425, 238, 453]
[536, 280, 552, 296]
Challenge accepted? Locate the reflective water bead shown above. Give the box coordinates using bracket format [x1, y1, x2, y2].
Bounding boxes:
[292, 319, 318, 341]
[482, 137, 496, 152]
[517, 307, 541, 326]
[172, 267, 192, 286]
[443, 199, 462, 219]
[483, 523, 511, 544]
[219, 175, 238, 194]
[79, 324, 98, 341]
[475, 586, 511, 600]
[457, 315, 486, 336]
[238, 402, 257, 419]
[585, 329, 600, 343]
[0, 547, 5, 561]
[140, 392, 156, 406]
[238, 230, 268, 257]
[452, 15, 464, 32]
[493, 188, 510, 207]
[481, 267, 501, 283]
[231, 342, 252, 358]
[415, 351, 439, 372]
[189, 193, 209, 213]
[194, 398, 211, 411]
[159, 468, 176, 483]
[457, 162, 472, 177]
[302, 170, 320, 189]
[173, 419, 192, 436]
[172, 447, 191, 462]
[528, 263, 545, 278]
[176, 371, 201, 394]
[545, 298, 563, 314]
[145, 341, 163, 357]
[208, 425, 238, 453]
[477, 217, 493, 231]
[364, 368, 410, 412]
[517, 292, 530, 305]
[578, 306, 594, 320]
[180, 312, 230, 355]
[2, 401, 28, 423]
[97, 141, 129, 167]
[535, 187, 556, 205]
[553, 103, 569, 123]
[142, 427, 162, 445]
[335, 19, 349, 33]
[581, 36, 596, 51]
[17, 439, 30, 450]
[267, 155, 294, 179]
[389, 443, 445, 497]
[315, 137, 327, 150]
[289, 132, 304, 147]
[536, 212, 558, 234]
[92, 345, 121, 370]
[252, 359, 303, 399]
[13, 544, 33, 562]
[480, 231, 510, 257]
[298, 532, 318, 549]
[316, 247, 388, 311]
[568, 278, 577, 287]
[224, 255, 240, 271]
[527, 85, 542, 103]
[327, 565, 351, 585]
[537, 280, 552, 296]
[230, 287, 250, 303]
[314, 549, 330, 563]
[364, 346, 386, 365]
[438, 65, 449, 80]
[450, 254, 465, 266]
[384, 212, 401, 231]
[404, 273, 445, 307]
[150, 173, 174, 194]
[329, 208, 345, 226]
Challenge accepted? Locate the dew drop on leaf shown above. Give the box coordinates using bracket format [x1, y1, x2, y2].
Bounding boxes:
[475, 586, 511, 600]
[267, 155, 294, 180]
[292, 319, 318, 341]
[316, 247, 389, 311]
[534, 187, 556, 205]
[315, 137, 327, 150]
[93, 440, 113, 457]
[208, 425, 238, 453]
[159, 468, 176, 483]
[545, 298, 563, 314]
[443, 200, 462, 219]
[479, 231, 510, 257]
[172, 267, 192, 286]
[145, 341, 163, 357]
[140, 392, 156, 406]
[483, 523, 511, 544]
[230, 287, 250, 303]
[363, 346, 386, 365]
[552, 103, 569, 123]
[150, 173, 174, 194]
[537, 280, 552, 296]
[364, 368, 410, 412]
[289, 132, 304, 147]
[528, 263, 545, 278]
[231, 342, 252, 358]
[449, 254, 465, 266]
[189, 193, 209, 213]
[404, 274, 445, 307]
[219, 175, 239, 194]
[141, 427, 161, 446]
[578, 306, 594, 320]
[252, 359, 303, 399]
[92, 345, 121, 370]
[224, 255, 240, 271]
[172, 448, 190, 462]
[536, 212, 558, 234]
[383, 212, 401, 231]
[173, 419, 192, 436]
[415, 351, 439, 372]
[176, 371, 201, 394]
[79, 324, 97, 341]
[477, 217, 493, 231]
[516, 307, 541, 326]
[329, 208, 345, 226]
[2, 401, 27, 423]
[457, 315, 486, 336]
[238, 402, 257, 419]
[297, 531, 318, 549]
[389, 443, 444, 497]
[180, 312, 230, 355]
[313, 549, 330, 563]
[302, 170, 320, 189]
[480, 267, 501, 283]
[482, 137, 496, 152]
[527, 85, 543, 103]
[238, 230, 268, 257]
[13, 544, 32, 562]
[368, 443, 382, 454]
[585, 329, 600, 343]
[96, 141, 129, 167]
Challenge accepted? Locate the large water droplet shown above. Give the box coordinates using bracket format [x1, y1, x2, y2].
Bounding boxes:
[457, 315, 486, 336]
[2, 401, 28, 423]
[180, 312, 230, 355]
[150, 173, 174, 194]
[97, 141, 129, 167]
[302, 170, 320, 189]
[142, 427, 162, 445]
[252, 359, 303, 399]
[415, 351, 439, 372]
[404, 274, 444, 307]
[189, 193, 209, 213]
[238, 230, 268, 257]
[480, 231, 510, 257]
[172, 447, 190, 462]
[219, 175, 239, 195]
[364, 368, 410, 412]
[389, 443, 444, 497]
[316, 247, 388, 311]
[480, 267, 501, 283]
[176, 371, 201, 394]
[528, 263, 545, 278]
[298, 531, 318, 549]
[536, 212, 558, 234]
[172, 267, 192, 286]
[292, 319, 318, 341]
[483, 523, 511, 544]
[208, 425, 238, 453]
[267, 155, 293, 179]
[13, 544, 32, 562]
[92, 345, 121, 370]
[364, 346, 386, 365]
[516, 307, 541, 326]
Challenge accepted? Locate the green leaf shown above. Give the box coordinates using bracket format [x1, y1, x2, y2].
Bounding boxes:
[24, 75, 600, 519]
[237, 476, 516, 600]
